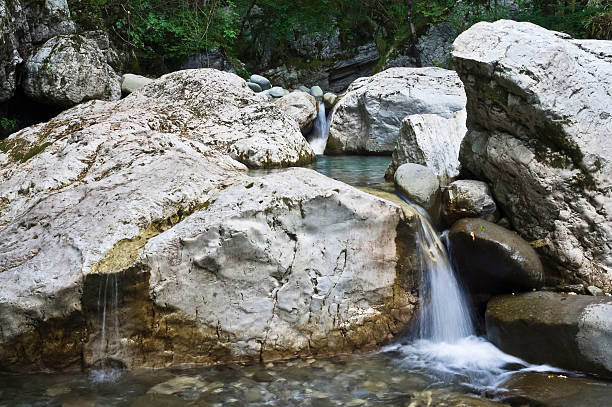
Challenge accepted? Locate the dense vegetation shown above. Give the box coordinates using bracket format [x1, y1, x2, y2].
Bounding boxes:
[66, 0, 611, 73]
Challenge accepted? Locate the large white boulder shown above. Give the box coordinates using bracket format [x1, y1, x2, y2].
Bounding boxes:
[0, 70, 417, 370]
[326, 67, 466, 154]
[453, 20, 612, 291]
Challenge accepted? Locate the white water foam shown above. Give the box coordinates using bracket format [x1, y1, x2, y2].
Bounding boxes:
[383, 198, 565, 390]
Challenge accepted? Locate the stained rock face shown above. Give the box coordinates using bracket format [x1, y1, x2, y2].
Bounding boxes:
[486, 292, 612, 378]
[23, 34, 121, 107]
[448, 218, 546, 295]
[326, 67, 466, 154]
[275, 91, 318, 134]
[453, 20, 612, 291]
[0, 69, 415, 371]
[442, 180, 497, 225]
[385, 109, 467, 182]
[141, 169, 418, 366]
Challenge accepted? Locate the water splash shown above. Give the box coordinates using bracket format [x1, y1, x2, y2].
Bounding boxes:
[307, 102, 331, 155]
[89, 273, 123, 383]
[382, 198, 564, 389]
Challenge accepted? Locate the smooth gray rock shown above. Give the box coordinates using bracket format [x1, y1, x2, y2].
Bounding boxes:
[121, 73, 153, 94]
[275, 91, 318, 134]
[298, 85, 310, 93]
[247, 81, 262, 92]
[394, 163, 440, 211]
[249, 74, 271, 90]
[385, 109, 467, 182]
[327, 67, 466, 154]
[453, 20, 612, 291]
[448, 218, 546, 295]
[310, 85, 323, 98]
[268, 86, 285, 98]
[442, 180, 497, 225]
[23, 34, 121, 107]
[486, 292, 612, 378]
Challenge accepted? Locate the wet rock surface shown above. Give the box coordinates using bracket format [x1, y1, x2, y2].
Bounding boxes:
[326, 67, 466, 154]
[448, 218, 546, 295]
[453, 20, 612, 291]
[486, 291, 612, 378]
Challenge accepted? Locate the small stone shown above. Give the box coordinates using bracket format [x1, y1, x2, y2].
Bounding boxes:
[587, 286, 604, 296]
[249, 74, 271, 90]
[45, 384, 70, 397]
[253, 371, 275, 383]
[247, 82, 262, 92]
[268, 86, 285, 98]
[243, 388, 263, 402]
[298, 85, 310, 93]
[322, 92, 337, 110]
[310, 86, 323, 98]
[346, 399, 366, 406]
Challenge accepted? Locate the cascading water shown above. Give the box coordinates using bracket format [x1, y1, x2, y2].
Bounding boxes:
[89, 273, 123, 383]
[383, 200, 564, 390]
[307, 102, 331, 155]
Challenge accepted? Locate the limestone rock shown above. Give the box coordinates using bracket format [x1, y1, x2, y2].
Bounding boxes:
[448, 218, 546, 295]
[452, 20, 612, 291]
[124, 69, 315, 168]
[385, 109, 467, 182]
[394, 163, 440, 212]
[323, 92, 337, 110]
[327, 67, 466, 154]
[23, 34, 121, 107]
[142, 169, 419, 365]
[310, 85, 323, 98]
[442, 180, 497, 225]
[23, 0, 75, 44]
[247, 82, 262, 92]
[275, 91, 318, 134]
[121, 73, 153, 94]
[486, 292, 612, 378]
[0, 70, 412, 371]
[417, 23, 457, 68]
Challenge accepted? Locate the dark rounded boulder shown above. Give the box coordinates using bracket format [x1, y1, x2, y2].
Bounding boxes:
[448, 218, 545, 295]
[486, 292, 612, 378]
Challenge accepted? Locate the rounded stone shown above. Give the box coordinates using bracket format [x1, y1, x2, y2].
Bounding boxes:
[268, 86, 285, 98]
[448, 218, 545, 295]
[310, 85, 324, 98]
[249, 74, 271, 90]
[394, 163, 440, 211]
[121, 74, 153, 94]
[247, 82, 262, 92]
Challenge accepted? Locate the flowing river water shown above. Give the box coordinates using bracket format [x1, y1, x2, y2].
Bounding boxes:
[1, 156, 611, 406]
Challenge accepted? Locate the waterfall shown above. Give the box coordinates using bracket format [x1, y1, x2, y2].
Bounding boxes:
[414, 211, 474, 342]
[307, 102, 331, 155]
[382, 198, 564, 389]
[89, 273, 123, 383]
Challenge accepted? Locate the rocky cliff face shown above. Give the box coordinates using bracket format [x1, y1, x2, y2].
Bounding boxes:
[0, 0, 75, 102]
[452, 20, 612, 291]
[0, 69, 418, 371]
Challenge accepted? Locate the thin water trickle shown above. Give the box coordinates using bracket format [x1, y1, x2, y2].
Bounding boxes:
[307, 102, 331, 154]
[89, 273, 123, 383]
[383, 198, 565, 389]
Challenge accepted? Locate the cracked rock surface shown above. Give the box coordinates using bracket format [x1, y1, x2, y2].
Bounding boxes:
[452, 20, 612, 291]
[0, 69, 415, 371]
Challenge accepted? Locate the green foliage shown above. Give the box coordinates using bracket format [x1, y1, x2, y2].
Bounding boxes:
[0, 117, 19, 139]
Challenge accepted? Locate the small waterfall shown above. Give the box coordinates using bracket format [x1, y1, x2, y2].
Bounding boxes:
[382, 198, 564, 389]
[307, 102, 331, 155]
[414, 212, 474, 342]
[89, 273, 123, 383]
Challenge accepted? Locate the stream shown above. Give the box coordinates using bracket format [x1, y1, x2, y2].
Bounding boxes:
[1, 156, 611, 407]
